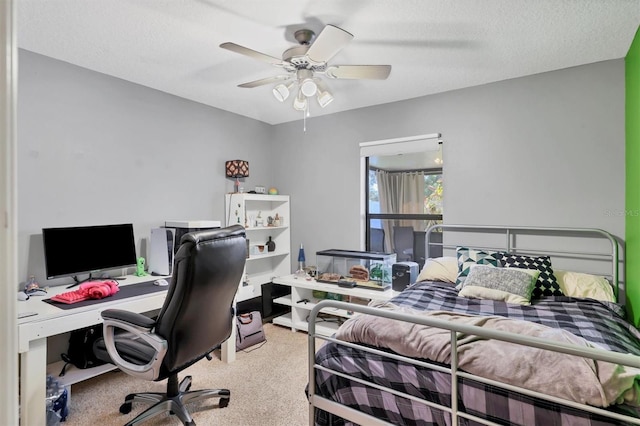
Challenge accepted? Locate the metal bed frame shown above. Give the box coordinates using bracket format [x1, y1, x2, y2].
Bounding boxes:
[306, 225, 633, 426]
[425, 224, 621, 300]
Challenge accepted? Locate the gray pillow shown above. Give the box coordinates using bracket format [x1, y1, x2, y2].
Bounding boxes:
[458, 265, 540, 305]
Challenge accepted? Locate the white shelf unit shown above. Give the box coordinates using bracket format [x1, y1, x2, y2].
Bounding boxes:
[271, 274, 396, 337]
[46, 361, 116, 386]
[225, 194, 291, 302]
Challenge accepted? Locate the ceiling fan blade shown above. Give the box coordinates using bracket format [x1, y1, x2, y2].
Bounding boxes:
[306, 24, 354, 64]
[238, 75, 290, 88]
[220, 42, 283, 66]
[325, 65, 392, 80]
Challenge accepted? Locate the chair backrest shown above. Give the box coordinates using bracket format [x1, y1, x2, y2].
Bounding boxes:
[393, 226, 415, 261]
[370, 228, 385, 252]
[155, 225, 246, 376]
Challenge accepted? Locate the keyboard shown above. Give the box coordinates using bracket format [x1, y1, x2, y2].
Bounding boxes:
[51, 280, 121, 304]
[50, 290, 91, 304]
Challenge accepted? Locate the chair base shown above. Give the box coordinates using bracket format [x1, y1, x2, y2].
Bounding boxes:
[120, 375, 230, 426]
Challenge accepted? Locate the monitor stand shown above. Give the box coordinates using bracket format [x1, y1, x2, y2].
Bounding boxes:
[66, 273, 95, 289]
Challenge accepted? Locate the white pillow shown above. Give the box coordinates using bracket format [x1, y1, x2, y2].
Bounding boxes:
[417, 257, 458, 283]
[458, 265, 540, 305]
[554, 270, 615, 302]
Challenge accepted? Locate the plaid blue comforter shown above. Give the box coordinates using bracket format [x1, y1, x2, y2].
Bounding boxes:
[313, 281, 640, 426]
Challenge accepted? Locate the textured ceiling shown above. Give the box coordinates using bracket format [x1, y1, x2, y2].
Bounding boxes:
[17, 0, 640, 125]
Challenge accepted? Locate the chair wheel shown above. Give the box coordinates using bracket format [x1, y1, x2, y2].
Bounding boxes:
[119, 402, 132, 414]
[186, 422, 196, 426]
[220, 397, 230, 408]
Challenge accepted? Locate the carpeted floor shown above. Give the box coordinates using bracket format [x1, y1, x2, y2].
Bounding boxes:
[61, 323, 311, 426]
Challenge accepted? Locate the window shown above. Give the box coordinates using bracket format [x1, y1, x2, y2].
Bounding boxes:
[365, 158, 443, 268]
[360, 134, 443, 268]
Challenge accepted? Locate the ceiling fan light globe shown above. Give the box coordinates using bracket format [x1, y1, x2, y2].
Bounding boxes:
[300, 79, 317, 97]
[293, 90, 307, 111]
[272, 83, 290, 102]
[317, 91, 334, 108]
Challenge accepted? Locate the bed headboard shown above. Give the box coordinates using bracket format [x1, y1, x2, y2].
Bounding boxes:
[425, 224, 621, 301]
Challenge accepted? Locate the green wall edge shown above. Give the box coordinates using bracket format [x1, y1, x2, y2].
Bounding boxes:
[626, 26, 640, 325]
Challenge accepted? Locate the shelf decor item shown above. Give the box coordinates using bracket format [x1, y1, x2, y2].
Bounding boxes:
[225, 160, 249, 193]
[295, 244, 307, 277]
[266, 236, 276, 252]
[298, 244, 306, 269]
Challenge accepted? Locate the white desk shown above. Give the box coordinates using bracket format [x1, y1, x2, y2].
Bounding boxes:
[17, 275, 236, 426]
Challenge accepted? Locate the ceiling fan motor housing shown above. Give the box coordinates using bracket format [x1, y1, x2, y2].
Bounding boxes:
[294, 29, 316, 45]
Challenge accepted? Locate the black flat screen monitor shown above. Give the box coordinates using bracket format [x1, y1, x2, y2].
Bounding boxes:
[42, 223, 137, 280]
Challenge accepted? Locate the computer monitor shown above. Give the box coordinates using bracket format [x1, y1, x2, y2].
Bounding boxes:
[42, 223, 137, 284]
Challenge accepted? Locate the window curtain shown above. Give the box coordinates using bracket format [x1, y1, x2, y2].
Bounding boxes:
[376, 169, 426, 252]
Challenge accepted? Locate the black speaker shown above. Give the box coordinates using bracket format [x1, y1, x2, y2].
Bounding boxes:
[392, 261, 419, 292]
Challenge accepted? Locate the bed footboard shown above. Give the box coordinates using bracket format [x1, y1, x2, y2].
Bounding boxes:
[307, 300, 640, 426]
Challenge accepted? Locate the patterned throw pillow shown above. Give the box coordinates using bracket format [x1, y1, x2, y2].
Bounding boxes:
[455, 247, 503, 289]
[497, 254, 563, 298]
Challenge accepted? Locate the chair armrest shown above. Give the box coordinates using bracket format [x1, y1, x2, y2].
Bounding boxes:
[101, 311, 167, 381]
[101, 309, 156, 330]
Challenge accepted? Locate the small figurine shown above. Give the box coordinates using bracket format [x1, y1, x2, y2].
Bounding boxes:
[24, 275, 47, 295]
[135, 257, 149, 277]
[25, 275, 39, 293]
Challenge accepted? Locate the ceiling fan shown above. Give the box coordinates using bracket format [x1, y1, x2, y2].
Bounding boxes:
[220, 24, 392, 114]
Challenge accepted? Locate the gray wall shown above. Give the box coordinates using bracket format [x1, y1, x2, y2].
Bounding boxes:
[272, 59, 625, 272]
[18, 52, 625, 362]
[18, 51, 626, 282]
[18, 50, 274, 286]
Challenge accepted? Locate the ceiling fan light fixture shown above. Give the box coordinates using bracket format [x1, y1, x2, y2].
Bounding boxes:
[300, 79, 317, 97]
[315, 80, 334, 108]
[317, 90, 334, 108]
[296, 69, 317, 97]
[293, 88, 307, 111]
[272, 82, 294, 102]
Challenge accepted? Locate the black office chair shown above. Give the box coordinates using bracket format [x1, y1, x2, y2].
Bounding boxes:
[93, 225, 246, 426]
[393, 226, 415, 261]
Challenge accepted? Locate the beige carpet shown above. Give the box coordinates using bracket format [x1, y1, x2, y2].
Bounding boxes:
[62, 323, 311, 426]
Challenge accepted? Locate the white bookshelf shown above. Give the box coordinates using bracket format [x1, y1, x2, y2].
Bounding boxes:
[271, 274, 396, 337]
[225, 193, 291, 302]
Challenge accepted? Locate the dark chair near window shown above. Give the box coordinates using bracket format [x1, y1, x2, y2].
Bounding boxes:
[426, 231, 444, 258]
[393, 226, 415, 262]
[370, 228, 386, 252]
[93, 225, 246, 426]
